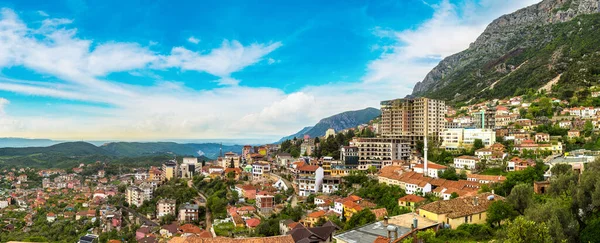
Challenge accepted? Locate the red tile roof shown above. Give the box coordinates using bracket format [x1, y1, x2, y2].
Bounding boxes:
[398, 194, 426, 203]
[246, 218, 261, 228]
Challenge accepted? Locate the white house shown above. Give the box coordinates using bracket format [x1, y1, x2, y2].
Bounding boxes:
[321, 176, 341, 194]
[474, 148, 493, 160]
[413, 162, 447, 178]
[453, 156, 480, 170]
[404, 180, 431, 195]
[273, 179, 289, 192]
[46, 213, 56, 223]
[0, 199, 8, 209]
[559, 120, 572, 129]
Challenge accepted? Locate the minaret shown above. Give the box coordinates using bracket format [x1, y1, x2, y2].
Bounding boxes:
[424, 133, 428, 177]
[219, 143, 223, 157]
[424, 98, 429, 177]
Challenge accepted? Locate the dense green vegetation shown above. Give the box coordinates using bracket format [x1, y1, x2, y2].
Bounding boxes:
[420, 13, 600, 103]
[476, 160, 600, 242]
[353, 179, 410, 216]
[193, 176, 230, 219]
[252, 206, 305, 237]
[135, 178, 200, 218]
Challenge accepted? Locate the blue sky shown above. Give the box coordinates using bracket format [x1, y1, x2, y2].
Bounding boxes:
[0, 0, 539, 141]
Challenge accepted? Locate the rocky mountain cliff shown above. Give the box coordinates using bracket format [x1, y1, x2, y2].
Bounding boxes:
[412, 0, 600, 102]
[277, 107, 381, 143]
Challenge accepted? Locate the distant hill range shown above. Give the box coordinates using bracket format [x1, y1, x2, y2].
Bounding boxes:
[0, 140, 242, 160]
[277, 107, 381, 143]
[0, 138, 64, 147]
[100, 142, 242, 159]
[0, 142, 112, 157]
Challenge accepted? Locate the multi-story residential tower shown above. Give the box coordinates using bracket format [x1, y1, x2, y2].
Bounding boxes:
[380, 97, 446, 146]
[162, 160, 177, 181]
[473, 108, 496, 129]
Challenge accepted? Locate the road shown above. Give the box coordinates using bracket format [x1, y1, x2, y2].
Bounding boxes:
[197, 191, 213, 236]
[270, 173, 298, 207]
[121, 206, 159, 227]
[190, 180, 214, 237]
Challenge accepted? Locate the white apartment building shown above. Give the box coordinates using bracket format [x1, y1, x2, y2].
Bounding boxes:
[568, 107, 599, 118]
[296, 165, 324, 197]
[321, 176, 341, 194]
[441, 128, 496, 151]
[156, 199, 176, 217]
[252, 162, 271, 181]
[126, 184, 153, 207]
[134, 171, 149, 181]
[351, 137, 410, 170]
[453, 156, 480, 170]
[182, 157, 198, 165]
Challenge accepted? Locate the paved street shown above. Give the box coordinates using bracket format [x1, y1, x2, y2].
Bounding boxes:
[121, 206, 159, 227]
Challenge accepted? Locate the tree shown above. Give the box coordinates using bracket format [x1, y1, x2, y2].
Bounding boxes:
[345, 209, 376, 230]
[507, 183, 534, 215]
[525, 198, 580, 243]
[290, 147, 300, 158]
[367, 166, 378, 175]
[450, 192, 459, 199]
[550, 164, 572, 176]
[486, 200, 517, 227]
[415, 229, 437, 243]
[226, 171, 236, 179]
[583, 120, 594, 137]
[230, 190, 239, 204]
[580, 217, 600, 243]
[572, 159, 600, 227]
[473, 139, 485, 150]
[439, 167, 459, 180]
[229, 158, 234, 168]
[504, 216, 552, 243]
[306, 194, 316, 205]
[159, 214, 176, 225]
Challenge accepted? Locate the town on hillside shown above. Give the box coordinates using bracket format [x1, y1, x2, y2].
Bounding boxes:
[1, 90, 600, 243]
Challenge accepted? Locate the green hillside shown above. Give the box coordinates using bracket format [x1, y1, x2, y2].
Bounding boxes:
[100, 142, 243, 159]
[424, 14, 600, 102]
[0, 141, 112, 156]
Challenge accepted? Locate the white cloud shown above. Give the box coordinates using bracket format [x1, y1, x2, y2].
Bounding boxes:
[157, 40, 282, 83]
[0, 2, 540, 140]
[363, 0, 540, 85]
[37, 10, 49, 17]
[0, 97, 8, 114]
[187, 36, 200, 44]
